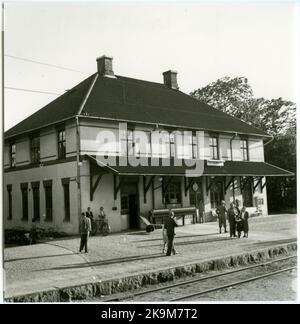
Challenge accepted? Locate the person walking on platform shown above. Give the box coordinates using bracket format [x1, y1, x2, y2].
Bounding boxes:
[216, 200, 227, 234]
[79, 212, 92, 253]
[240, 206, 249, 238]
[164, 210, 178, 256]
[228, 202, 238, 238]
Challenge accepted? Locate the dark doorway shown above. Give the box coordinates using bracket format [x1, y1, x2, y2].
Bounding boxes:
[128, 194, 139, 229]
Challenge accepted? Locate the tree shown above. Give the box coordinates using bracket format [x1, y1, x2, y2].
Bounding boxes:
[190, 76, 296, 213]
[190, 77, 253, 119]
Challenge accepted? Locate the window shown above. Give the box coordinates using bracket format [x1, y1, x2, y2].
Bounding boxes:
[57, 129, 66, 159]
[240, 139, 249, 161]
[7, 185, 12, 220]
[209, 136, 219, 160]
[170, 134, 175, 158]
[192, 135, 197, 159]
[21, 184, 28, 221]
[121, 195, 129, 214]
[30, 136, 40, 164]
[210, 180, 223, 209]
[63, 182, 70, 221]
[10, 144, 16, 167]
[164, 182, 182, 205]
[127, 130, 134, 156]
[32, 182, 40, 221]
[44, 181, 53, 221]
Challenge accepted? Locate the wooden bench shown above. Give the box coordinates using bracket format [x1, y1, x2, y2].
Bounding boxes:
[150, 207, 197, 226]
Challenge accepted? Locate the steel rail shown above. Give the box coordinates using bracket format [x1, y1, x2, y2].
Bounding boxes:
[103, 255, 297, 302]
[170, 266, 296, 301]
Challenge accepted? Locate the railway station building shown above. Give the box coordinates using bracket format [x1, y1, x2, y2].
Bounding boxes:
[3, 55, 293, 234]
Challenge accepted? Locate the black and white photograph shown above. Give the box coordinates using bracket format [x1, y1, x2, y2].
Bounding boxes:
[0, 0, 298, 306]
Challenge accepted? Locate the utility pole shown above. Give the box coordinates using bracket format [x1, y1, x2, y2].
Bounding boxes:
[1, 1, 5, 303]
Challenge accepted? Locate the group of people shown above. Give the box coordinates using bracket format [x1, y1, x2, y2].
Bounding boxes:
[161, 201, 249, 257]
[79, 206, 107, 253]
[216, 200, 249, 238]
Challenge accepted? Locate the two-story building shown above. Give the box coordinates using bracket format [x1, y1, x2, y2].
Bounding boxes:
[3, 55, 292, 234]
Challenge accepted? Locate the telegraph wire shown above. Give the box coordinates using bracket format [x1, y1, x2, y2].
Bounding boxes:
[4, 54, 90, 74]
[5, 86, 62, 96]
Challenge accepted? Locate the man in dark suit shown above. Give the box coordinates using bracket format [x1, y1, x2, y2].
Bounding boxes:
[79, 212, 92, 253]
[216, 200, 227, 234]
[228, 202, 238, 238]
[164, 210, 178, 256]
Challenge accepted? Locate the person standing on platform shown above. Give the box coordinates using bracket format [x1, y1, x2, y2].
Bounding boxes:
[86, 207, 95, 234]
[164, 210, 178, 256]
[198, 199, 205, 224]
[86, 207, 94, 221]
[216, 200, 227, 234]
[235, 212, 243, 238]
[228, 202, 238, 238]
[79, 212, 92, 253]
[241, 206, 249, 238]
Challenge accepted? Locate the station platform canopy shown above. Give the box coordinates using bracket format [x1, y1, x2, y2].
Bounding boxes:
[86, 155, 293, 177]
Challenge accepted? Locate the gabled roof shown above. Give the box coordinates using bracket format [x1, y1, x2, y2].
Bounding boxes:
[5, 73, 270, 139]
[4, 74, 97, 138]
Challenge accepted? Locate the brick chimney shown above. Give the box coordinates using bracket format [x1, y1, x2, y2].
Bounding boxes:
[163, 70, 179, 90]
[96, 55, 115, 77]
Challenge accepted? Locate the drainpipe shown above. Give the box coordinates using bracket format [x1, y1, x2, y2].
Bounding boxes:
[263, 136, 274, 146]
[230, 132, 238, 161]
[76, 116, 82, 231]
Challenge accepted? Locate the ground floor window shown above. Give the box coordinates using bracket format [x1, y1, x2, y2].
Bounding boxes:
[210, 180, 223, 209]
[164, 181, 182, 205]
[21, 183, 29, 221]
[7, 185, 12, 220]
[32, 182, 40, 221]
[44, 180, 53, 221]
[63, 184, 70, 221]
[189, 181, 203, 207]
[121, 195, 129, 214]
[62, 178, 70, 221]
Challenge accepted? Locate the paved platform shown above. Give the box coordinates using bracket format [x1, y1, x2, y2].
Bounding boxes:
[4, 214, 297, 301]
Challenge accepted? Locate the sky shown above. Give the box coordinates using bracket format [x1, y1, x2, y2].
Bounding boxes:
[3, 1, 298, 131]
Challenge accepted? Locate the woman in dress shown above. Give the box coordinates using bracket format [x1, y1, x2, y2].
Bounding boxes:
[240, 206, 249, 238]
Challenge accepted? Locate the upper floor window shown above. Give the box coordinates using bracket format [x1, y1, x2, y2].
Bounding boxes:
[10, 143, 16, 167]
[170, 134, 175, 158]
[209, 136, 219, 160]
[30, 136, 40, 164]
[127, 130, 134, 156]
[240, 139, 249, 161]
[192, 135, 197, 159]
[57, 129, 66, 159]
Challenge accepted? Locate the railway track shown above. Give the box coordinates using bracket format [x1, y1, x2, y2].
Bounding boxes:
[101, 255, 297, 302]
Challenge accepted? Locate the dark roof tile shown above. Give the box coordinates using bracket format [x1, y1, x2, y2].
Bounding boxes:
[5, 73, 269, 139]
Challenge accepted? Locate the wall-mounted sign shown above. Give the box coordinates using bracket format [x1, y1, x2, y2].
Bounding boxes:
[207, 160, 224, 167]
[192, 183, 199, 192]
